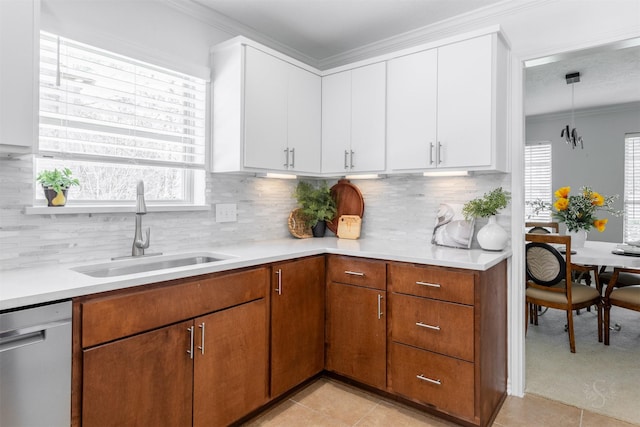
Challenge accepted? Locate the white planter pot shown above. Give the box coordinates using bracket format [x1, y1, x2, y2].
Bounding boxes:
[567, 229, 587, 248]
[477, 216, 509, 251]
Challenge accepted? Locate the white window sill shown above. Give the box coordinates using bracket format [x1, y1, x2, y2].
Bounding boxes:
[25, 204, 211, 215]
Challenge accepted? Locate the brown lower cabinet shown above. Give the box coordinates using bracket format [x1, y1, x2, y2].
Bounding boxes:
[325, 255, 387, 389]
[73, 267, 270, 427]
[270, 256, 325, 397]
[73, 255, 507, 427]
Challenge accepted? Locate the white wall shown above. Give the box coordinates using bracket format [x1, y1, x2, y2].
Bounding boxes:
[526, 103, 640, 242]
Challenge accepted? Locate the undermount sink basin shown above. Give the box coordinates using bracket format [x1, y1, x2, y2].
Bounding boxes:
[72, 252, 235, 278]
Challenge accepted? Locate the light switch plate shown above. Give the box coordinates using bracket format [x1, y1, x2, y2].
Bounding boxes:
[216, 203, 237, 223]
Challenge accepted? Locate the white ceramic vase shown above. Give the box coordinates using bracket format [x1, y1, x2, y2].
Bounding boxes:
[567, 229, 587, 248]
[476, 216, 509, 251]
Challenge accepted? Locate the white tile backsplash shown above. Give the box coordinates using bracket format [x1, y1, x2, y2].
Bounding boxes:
[0, 157, 511, 270]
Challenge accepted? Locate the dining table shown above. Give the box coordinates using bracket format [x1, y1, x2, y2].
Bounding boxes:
[570, 241, 640, 269]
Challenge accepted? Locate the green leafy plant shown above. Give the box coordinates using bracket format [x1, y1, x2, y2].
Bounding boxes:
[294, 181, 337, 228]
[36, 168, 80, 194]
[463, 187, 511, 220]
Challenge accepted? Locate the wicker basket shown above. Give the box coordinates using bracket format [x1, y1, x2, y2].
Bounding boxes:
[288, 208, 313, 239]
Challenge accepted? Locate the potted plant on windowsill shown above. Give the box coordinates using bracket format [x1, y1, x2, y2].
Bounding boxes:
[463, 187, 511, 250]
[36, 168, 80, 207]
[293, 181, 337, 237]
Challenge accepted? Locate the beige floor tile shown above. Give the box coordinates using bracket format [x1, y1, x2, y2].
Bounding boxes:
[493, 394, 581, 427]
[290, 378, 382, 425]
[242, 399, 347, 427]
[355, 401, 459, 427]
[581, 409, 640, 427]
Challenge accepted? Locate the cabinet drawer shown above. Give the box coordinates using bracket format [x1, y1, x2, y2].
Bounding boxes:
[327, 255, 386, 290]
[389, 342, 474, 420]
[390, 294, 474, 361]
[388, 263, 474, 305]
[80, 267, 269, 348]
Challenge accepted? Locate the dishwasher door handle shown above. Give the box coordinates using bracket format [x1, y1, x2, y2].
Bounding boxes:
[0, 319, 70, 353]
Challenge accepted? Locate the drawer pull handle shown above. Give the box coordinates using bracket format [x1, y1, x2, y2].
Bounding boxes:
[345, 271, 365, 277]
[275, 268, 282, 295]
[416, 281, 440, 288]
[416, 322, 440, 331]
[377, 294, 384, 319]
[417, 374, 441, 385]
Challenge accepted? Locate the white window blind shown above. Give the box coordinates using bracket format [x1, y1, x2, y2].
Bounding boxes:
[524, 143, 552, 221]
[624, 133, 640, 242]
[37, 31, 207, 204]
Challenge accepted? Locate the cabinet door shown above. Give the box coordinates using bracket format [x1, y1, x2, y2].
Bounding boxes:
[288, 65, 321, 173]
[321, 71, 352, 174]
[350, 62, 386, 172]
[326, 282, 386, 389]
[82, 321, 193, 427]
[193, 299, 268, 427]
[387, 50, 438, 171]
[244, 46, 288, 170]
[0, 0, 38, 155]
[437, 36, 493, 168]
[271, 256, 325, 397]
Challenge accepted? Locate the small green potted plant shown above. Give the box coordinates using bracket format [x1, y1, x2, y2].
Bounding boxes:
[294, 181, 337, 237]
[36, 168, 80, 207]
[463, 187, 511, 250]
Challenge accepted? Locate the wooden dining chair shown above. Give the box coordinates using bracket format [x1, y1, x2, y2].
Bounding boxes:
[526, 221, 560, 234]
[603, 267, 640, 345]
[525, 233, 602, 353]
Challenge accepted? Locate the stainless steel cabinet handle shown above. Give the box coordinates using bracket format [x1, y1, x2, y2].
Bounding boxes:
[289, 147, 295, 168]
[344, 150, 349, 169]
[416, 322, 440, 331]
[344, 270, 365, 277]
[197, 322, 205, 355]
[417, 374, 441, 385]
[350, 150, 355, 169]
[416, 281, 441, 288]
[437, 141, 443, 165]
[187, 326, 194, 359]
[429, 142, 434, 165]
[284, 148, 289, 168]
[275, 268, 282, 295]
[377, 294, 384, 319]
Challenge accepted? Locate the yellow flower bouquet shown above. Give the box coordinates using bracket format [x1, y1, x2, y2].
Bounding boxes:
[530, 186, 621, 232]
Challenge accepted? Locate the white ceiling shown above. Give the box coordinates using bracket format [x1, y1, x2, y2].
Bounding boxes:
[187, 0, 640, 116]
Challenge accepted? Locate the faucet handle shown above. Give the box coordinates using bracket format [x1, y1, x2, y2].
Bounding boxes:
[135, 228, 151, 249]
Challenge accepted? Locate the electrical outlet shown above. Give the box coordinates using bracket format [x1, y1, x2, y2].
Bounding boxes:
[216, 203, 237, 223]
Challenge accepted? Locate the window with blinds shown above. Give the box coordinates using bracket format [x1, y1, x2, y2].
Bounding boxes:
[624, 133, 640, 242]
[36, 31, 207, 204]
[524, 143, 552, 221]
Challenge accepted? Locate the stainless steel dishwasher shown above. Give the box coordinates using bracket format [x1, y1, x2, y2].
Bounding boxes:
[0, 300, 72, 427]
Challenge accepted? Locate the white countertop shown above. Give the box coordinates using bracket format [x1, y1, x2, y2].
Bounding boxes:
[0, 237, 511, 311]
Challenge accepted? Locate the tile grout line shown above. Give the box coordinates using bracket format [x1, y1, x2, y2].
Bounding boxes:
[352, 399, 385, 426]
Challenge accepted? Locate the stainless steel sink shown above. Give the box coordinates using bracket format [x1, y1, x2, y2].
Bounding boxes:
[72, 252, 235, 278]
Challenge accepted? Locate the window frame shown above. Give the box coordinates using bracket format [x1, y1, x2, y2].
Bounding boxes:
[33, 31, 208, 210]
[524, 142, 552, 222]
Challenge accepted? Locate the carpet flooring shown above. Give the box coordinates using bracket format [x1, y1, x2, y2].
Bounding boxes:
[525, 305, 640, 425]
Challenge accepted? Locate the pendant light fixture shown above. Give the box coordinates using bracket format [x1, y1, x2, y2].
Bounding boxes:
[561, 72, 584, 149]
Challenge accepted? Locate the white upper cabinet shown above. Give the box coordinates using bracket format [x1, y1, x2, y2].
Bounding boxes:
[211, 39, 321, 174]
[321, 62, 386, 174]
[387, 49, 438, 171]
[387, 32, 509, 173]
[0, 0, 39, 157]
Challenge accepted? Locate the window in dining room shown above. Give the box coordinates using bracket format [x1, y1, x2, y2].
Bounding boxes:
[624, 133, 640, 242]
[524, 142, 552, 221]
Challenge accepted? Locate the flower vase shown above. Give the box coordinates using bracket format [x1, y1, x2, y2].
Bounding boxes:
[476, 216, 509, 251]
[567, 229, 587, 248]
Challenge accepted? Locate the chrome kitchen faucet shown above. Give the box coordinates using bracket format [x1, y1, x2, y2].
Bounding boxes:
[131, 180, 160, 257]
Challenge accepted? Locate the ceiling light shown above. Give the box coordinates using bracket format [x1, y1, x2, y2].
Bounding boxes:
[423, 171, 469, 177]
[261, 173, 297, 179]
[561, 71, 584, 149]
[344, 174, 383, 180]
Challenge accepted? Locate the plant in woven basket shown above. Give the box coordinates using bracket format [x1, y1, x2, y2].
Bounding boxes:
[293, 181, 337, 228]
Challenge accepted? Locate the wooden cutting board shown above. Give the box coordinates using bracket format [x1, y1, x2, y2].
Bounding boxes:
[337, 215, 362, 239]
[328, 179, 365, 234]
